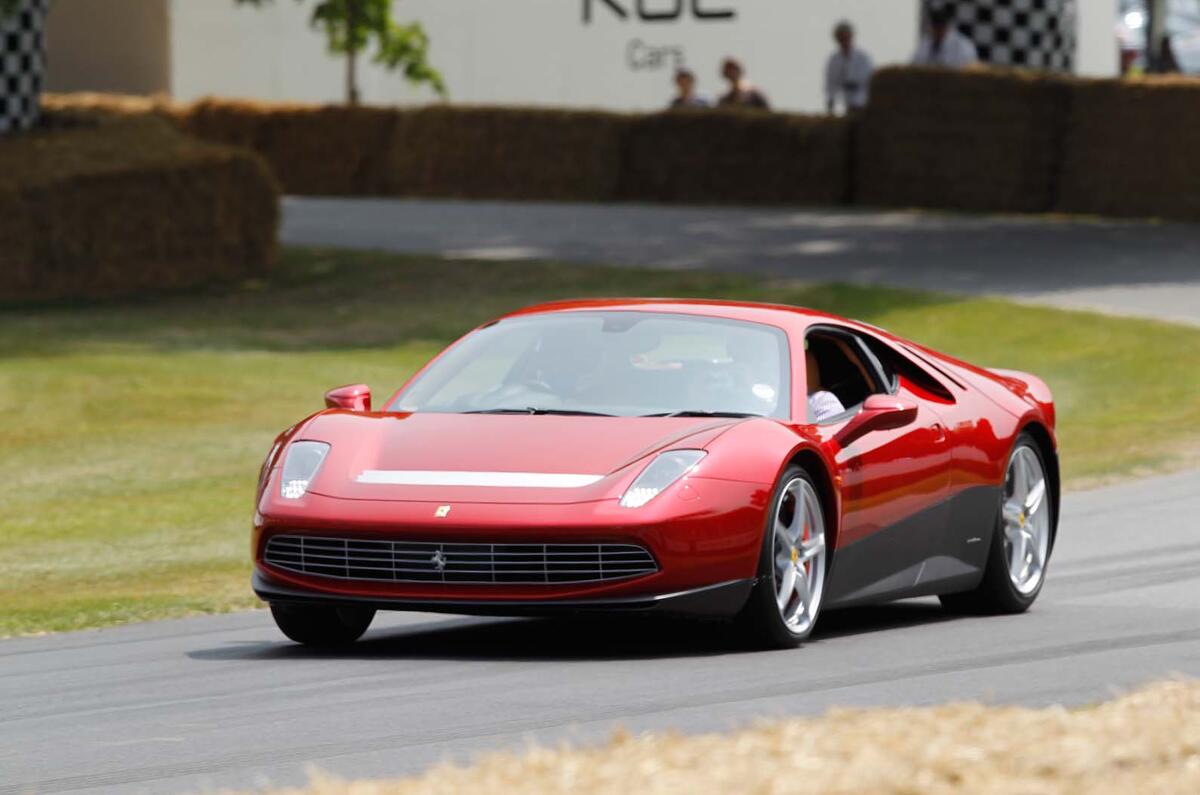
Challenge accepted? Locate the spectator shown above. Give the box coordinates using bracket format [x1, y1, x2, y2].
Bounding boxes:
[912, 6, 977, 68]
[668, 67, 711, 109]
[718, 57, 770, 110]
[1158, 35, 1182, 74]
[825, 20, 873, 114]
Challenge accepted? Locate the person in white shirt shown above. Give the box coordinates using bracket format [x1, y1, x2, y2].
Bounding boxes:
[912, 7, 978, 69]
[825, 20, 873, 115]
[806, 349, 845, 423]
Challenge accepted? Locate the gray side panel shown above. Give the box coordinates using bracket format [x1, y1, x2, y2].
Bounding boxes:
[825, 485, 1001, 608]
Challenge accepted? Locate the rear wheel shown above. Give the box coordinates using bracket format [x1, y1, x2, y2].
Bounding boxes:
[269, 602, 375, 646]
[737, 466, 829, 649]
[940, 433, 1054, 614]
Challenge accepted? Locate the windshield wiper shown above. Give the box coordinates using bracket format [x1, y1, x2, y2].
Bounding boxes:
[464, 407, 616, 417]
[640, 410, 762, 418]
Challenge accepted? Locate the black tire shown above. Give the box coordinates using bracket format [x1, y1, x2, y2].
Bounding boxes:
[940, 433, 1055, 615]
[269, 602, 375, 646]
[736, 465, 829, 649]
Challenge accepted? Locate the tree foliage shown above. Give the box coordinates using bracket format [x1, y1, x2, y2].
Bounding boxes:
[237, 0, 446, 103]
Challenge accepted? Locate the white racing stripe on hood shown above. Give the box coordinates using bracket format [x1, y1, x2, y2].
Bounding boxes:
[355, 470, 604, 488]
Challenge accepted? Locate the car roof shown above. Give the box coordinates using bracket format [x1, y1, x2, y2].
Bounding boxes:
[496, 298, 853, 331]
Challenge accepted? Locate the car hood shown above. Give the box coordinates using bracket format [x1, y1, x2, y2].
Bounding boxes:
[296, 411, 738, 504]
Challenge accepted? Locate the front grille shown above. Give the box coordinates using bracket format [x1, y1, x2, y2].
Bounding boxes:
[263, 534, 658, 585]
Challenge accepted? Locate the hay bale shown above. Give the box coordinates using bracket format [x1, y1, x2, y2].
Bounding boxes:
[0, 113, 279, 302]
[0, 188, 36, 296]
[42, 91, 182, 121]
[858, 66, 1073, 213]
[384, 106, 630, 201]
[1058, 76, 1200, 221]
[619, 110, 851, 205]
[44, 96, 849, 206]
[180, 99, 398, 196]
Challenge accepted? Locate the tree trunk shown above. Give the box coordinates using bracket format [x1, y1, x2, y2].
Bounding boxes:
[345, 0, 360, 105]
[0, 0, 48, 134]
[1146, 0, 1169, 72]
[346, 48, 359, 105]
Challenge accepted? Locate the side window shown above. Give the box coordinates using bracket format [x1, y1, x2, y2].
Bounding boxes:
[859, 335, 898, 393]
[862, 334, 956, 403]
[805, 330, 887, 423]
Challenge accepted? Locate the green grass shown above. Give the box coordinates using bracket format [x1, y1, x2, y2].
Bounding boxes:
[2, 248, 1198, 637]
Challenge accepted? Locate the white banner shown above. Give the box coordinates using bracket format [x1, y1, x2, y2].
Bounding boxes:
[170, 0, 1118, 112]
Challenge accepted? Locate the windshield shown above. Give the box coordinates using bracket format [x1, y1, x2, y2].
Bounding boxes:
[390, 311, 791, 419]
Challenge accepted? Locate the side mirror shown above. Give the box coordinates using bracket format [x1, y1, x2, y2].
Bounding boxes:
[324, 384, 372, 412]
[834, 394, 918, 446]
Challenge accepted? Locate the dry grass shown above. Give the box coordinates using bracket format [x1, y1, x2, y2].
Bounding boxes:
[241, 680, 1200, 795]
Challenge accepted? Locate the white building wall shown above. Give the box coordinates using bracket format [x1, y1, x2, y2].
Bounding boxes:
[1077, 0, 1121, 77]
[169, 0, 1118, 113]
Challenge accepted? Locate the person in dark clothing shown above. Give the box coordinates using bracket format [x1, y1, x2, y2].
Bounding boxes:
[1158, 35, 1182, 74]
[717, 57, 770, 110]
[668, 67, 711, 109]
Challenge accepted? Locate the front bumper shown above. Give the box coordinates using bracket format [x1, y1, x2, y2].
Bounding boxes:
[254, 475, 771, 608]
[253, 569, 756, 619]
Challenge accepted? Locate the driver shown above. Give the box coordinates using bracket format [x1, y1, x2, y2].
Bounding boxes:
[807, 348, 845, 422]
[689, 333, 780, 415]
[529, 331, 603, 397]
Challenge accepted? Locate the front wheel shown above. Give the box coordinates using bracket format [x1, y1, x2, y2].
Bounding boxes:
[940, 433, 1054, 614]
[736, 466, 829, 649]
[270, 602, 375, 647]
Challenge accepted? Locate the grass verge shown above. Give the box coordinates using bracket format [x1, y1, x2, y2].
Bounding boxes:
[239, 680, 1200, 794]
[2, 248, 1198, 636]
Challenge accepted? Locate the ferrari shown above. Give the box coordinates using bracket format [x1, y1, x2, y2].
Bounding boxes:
[252, 299, 1058, 648]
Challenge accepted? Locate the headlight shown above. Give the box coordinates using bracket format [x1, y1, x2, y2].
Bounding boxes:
[279, 441, 330, 500]
[619, 450, 706, 508]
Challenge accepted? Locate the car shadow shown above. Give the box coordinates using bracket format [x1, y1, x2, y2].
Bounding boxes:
[813, 599, 954, 640]
[187, 599, 954, 663]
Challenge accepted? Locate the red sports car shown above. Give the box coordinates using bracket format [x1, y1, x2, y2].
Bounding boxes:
[253, 299, 1058, 648]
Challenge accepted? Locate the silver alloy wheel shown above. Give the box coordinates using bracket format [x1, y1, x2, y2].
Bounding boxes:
[771, 477, 827, 635]
[1001, 445, 1051, 595]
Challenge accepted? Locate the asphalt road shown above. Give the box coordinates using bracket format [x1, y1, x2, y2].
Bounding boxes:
[2, 469, 1198, 794]
[281, 198, 1200, 327]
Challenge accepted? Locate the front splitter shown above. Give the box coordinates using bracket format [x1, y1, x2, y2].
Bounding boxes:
[253, 570, 755, 619]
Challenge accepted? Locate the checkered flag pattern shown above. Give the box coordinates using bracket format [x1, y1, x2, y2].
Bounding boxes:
[945, 0, 1077, 72]
[0, 0, 47, 134]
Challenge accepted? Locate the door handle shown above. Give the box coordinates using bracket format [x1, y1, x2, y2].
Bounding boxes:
[932, 422, 947, 442]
